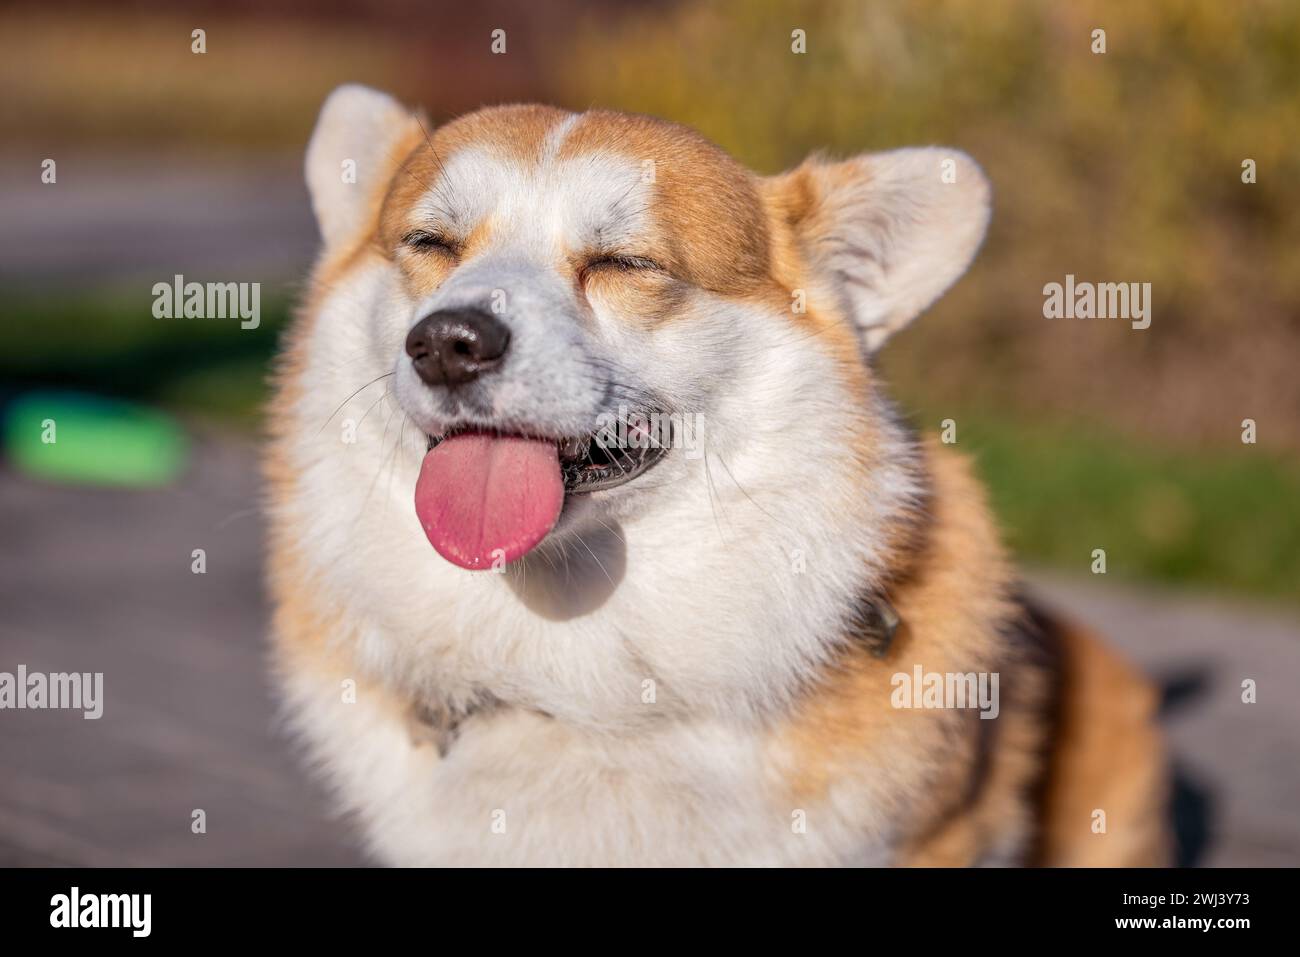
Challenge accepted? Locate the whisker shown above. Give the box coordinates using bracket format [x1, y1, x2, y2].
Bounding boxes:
[714, 453, 793, 533]
[352, 398, 402, 531]
[573, 532, 616, 588]
[317, 372, 394, 436]
[355, 387, 392, 432]
[702, 451, 728, 544]
[386, 410, 413, 508]
[594, 518, 628, 548]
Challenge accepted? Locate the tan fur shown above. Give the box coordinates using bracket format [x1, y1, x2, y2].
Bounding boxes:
[367, 106, 776, 322]
[1036, 618, 1170, 865]
[559, 110, 770, 294]
[771, 442, 1169, 866]
[755, 157, 1170, 865]
[775, 443, 1015, 797]
[773, 442, 1036, 863]
[269, 93, 1171, 866]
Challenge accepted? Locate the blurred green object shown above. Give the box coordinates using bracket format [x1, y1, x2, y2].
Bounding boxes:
[3, 391, 188, 487]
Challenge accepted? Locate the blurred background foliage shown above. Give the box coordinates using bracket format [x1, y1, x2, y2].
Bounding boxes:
[1, 0, 1296, 600]
[564, 0, 1300, 453]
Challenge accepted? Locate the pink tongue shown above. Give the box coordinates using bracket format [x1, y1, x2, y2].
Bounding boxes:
[415, 431, 565, 570]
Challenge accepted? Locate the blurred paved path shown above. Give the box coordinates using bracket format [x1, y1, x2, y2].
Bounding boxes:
[1029, 574, 1300, 866]
[1, 437, 1297, 866]
[0, 151, 315, 290]
[0, 436, 363, 865]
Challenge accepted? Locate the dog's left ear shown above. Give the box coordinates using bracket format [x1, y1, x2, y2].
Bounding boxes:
[766, 148, 990, 352]
[305, 84, 421, 252]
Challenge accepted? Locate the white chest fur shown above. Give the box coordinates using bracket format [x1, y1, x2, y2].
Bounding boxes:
[279, 660, 894, 866]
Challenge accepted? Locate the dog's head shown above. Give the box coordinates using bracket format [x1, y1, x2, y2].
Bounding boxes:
[301, 84, 989, 573]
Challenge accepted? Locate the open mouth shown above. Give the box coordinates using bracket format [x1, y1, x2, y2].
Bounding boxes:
[415, 416, 670, 570]
[427, 422, 669, 495]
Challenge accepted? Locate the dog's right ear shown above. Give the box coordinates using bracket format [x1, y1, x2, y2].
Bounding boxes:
[764, 148, 990, 353]
[305, 84, 419, 252]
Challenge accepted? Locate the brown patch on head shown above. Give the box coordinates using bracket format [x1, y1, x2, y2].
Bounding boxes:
[383, 104, 572, 241]
[558, 110, 770, 295]
[373, 105, 779, 315]
[376, 105, 573, 297]
[364, 102, 865, 391]
[432, 103, 573, 165]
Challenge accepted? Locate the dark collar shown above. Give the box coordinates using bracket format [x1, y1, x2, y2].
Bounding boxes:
[850, 592, 902, 658]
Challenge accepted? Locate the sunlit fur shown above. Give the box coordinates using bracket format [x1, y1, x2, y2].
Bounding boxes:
[265, 85, 1168, 866]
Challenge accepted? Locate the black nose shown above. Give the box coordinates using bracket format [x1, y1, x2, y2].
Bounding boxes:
[405, 307, 511, 387]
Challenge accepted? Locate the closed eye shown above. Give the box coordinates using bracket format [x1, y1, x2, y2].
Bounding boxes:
[585, 254, 663, 273]
[402, 230, 458, 255]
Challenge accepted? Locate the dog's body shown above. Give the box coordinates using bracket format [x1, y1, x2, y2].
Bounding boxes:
[265, 86, 1168, 866]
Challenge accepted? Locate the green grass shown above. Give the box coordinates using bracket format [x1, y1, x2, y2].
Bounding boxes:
[896, 407, 1300, 603]
[0, 289, 291, 424]
[4, 290, 1297, 602]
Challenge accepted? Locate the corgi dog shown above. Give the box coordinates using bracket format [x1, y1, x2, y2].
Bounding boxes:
[265, 84, 1169, 866]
